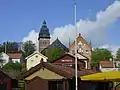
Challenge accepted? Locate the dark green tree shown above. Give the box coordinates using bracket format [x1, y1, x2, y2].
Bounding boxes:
[2, 62, 22, 72]
[116, 48, 120, 61]
[22, 40, 36, 57]
[43, 48, 65, 62]
[0, 41, 20, 53]
[91, 48, 113, 67]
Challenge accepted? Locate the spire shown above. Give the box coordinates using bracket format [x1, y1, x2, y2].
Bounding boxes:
[69, 38, 71, 47]
[89, 40, 92, 45]
[42, 20, 46, 26]
[78, 33, 81, 36]
[38, 20, 50, 40]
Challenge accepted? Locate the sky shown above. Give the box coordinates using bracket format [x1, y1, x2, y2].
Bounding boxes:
[0, 0, 120, 54]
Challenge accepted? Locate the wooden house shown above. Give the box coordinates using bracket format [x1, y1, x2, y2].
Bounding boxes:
[0, 70, 18, 90]
[52, 53, 89, 69]
[22, 62, 98, 90]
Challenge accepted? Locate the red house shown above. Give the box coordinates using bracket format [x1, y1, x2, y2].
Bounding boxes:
[51, 53, 89, 70]
[0, 70, 18, 90]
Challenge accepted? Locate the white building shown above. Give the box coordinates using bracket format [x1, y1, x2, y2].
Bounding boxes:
[25, 51, 48, 70]
[99, 61, 120, 72]
[0, 52, 9, 67]
[7, 53, 22, 63]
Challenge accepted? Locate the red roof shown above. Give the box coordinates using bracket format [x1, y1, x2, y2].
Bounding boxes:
[100, 61, 113, 68]
[7, 53, 22, 59]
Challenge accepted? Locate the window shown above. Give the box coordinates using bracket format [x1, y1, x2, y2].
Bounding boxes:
[36, 55, 38, 58]
[86, 50, 89, 53]
[61, 60, 65, 62]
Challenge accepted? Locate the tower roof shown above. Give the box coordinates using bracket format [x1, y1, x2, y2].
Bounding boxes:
[38, 20, 50, 40]
[49, 38, 68, 49]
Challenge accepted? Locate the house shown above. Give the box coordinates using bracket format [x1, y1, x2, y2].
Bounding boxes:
[25, 51, 48, 70]
[69, 33, 92, 69]
[0, 52, 9, 67]
[99, 61, 120, 72]
[22, 62, 98, 90]
[51, 53, 89, 69]
[7, 53, 22, 63]
[0, 70, 19, 90]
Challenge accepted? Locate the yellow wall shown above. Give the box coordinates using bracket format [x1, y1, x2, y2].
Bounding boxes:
[25, 68, 64, 80]
[26, 53, 48, 70]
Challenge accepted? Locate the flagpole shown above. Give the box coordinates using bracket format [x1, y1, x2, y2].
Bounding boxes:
[74, 0, 78, 90]
[5, 42, 6, 53]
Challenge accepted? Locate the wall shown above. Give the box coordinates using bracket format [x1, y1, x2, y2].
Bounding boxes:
[39, 38, 50, 52]
[0, 53, 9, 66]
[25, 68, 64, 80]
[53, 55, 86, 69]
[27, 77, 48, 90]
[99, 65, 119, 72]
[26, 53, 47, 70]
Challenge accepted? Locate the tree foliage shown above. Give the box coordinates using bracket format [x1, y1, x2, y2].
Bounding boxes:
[22, 40, 36, 58]
[116, 48, 120, 61]
[0, 41, 20, 53]
[2, 62, 22, 72]
[91, 48, 113, 67]
[43, 48, 65, 62]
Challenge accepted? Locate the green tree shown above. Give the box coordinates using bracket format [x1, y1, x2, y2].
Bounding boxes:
[43, 48, 65, 62]
[91, 48, 113, 67]
[2, 62, 22, 72]
[22, 40, 36, 58]
[116, 48, 120, 61]
[0, 41, 20, 53]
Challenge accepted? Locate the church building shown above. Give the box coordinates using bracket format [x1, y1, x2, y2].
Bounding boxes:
[38, 20, 50, 52]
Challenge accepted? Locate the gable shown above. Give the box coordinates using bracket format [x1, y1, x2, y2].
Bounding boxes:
[26, 51, 48, 60]
[77, 53, 88, 60]
[52, 54, 74, 63]
[26, 53, 48, 70]
[52, 54, 88, 64]
[25, 68, 64, 80]
[69, 34, 92, 50]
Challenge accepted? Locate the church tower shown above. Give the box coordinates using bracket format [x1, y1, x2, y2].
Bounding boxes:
[38, 20, 50, 52]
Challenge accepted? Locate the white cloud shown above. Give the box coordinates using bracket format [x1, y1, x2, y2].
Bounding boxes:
[23, 30, 39, 51]
[51, 0, 120, 45]
[99, 44, 120, 55]
[22, 1, 120, 52]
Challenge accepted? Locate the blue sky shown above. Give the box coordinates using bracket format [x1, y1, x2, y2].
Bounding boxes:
[0, 0, 120, 52]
